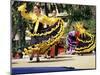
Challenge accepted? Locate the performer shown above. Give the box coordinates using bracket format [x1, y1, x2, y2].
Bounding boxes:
[18, 3, 64, 61]
[67, 30, 77, 54]
[74, 22, 96, 54]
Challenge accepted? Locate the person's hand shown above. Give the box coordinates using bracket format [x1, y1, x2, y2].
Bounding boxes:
[18, 3, 26, 11]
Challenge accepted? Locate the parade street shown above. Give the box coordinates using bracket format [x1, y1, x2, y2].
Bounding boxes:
[12, 54, 96, 69]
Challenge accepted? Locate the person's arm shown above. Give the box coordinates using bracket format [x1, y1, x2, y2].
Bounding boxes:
[18, 3, 31, 20]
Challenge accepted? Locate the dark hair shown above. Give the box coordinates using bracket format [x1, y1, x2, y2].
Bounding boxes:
[33, 3, 41, 9]
[33, 3, 41, 13]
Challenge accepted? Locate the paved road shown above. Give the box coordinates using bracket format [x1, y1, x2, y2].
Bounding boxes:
[12, 54, 96, 69]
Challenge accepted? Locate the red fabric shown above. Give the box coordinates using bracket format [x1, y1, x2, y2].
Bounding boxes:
[50, 47, 64, 56]
[50, 47, 55, 57]
[58, 48, 64, 54]
[75, 31, 80, 45]
[75, 31, 80, 37]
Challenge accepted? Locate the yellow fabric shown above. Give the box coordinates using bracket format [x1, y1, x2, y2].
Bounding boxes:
[22, 19, 64, 55]
[18, 3, 59, 25]
[75, 22, 86, 34]
[18, 4, 60, 33]
[18, 4, 65, 55]
[43, 15, 59, 26]
[18, 3, 26, 11]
